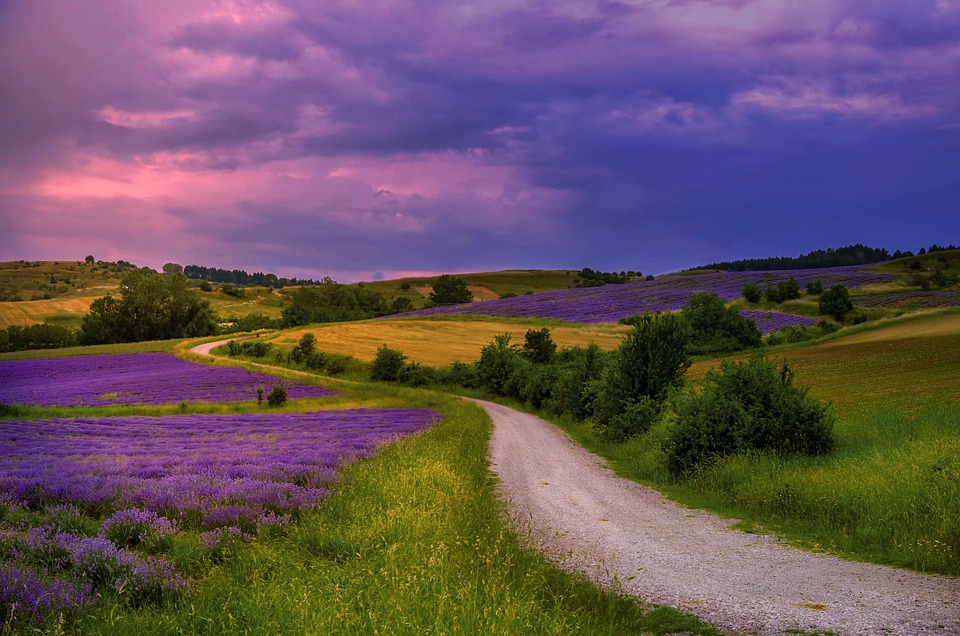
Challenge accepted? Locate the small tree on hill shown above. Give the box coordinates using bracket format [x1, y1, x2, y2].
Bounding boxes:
[819, 284, 852, 321]
[429, 275, 473, 305]
[742, 283, 762, 303]
[370, 345, 407, 382]
[593, 312, 690, 441]
[522, 328, 556, 364]
[681, 293, 761, 354]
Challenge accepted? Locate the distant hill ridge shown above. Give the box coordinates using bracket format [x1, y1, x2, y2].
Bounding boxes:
[691, 243, 958, 272]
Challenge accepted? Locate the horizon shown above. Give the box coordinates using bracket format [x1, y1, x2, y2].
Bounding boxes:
[2, 1, 958, 281]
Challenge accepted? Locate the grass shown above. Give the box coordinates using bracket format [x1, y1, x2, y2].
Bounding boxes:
[271, 318, 629, 365]
[9, 381, 716, 635]
[551, 312, 960, 575]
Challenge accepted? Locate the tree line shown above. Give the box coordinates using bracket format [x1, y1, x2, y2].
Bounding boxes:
[692, 244, 903, 272]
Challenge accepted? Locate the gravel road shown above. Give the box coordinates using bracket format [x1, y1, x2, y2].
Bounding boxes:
[476, 398, 960, 636]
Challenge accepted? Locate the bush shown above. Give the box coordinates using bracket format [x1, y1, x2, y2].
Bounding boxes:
[819, 284, 853, 321]
[476, 334, 522, 396]
[681, 293, 761, 354]
[665, 356, 834, 476]
[742, 283, 763, 303]
[593, 313, 690, 441]
[266, 385, 288, 407]
[806, 279, 823, 295]
[370, 345, 407, 382]
[522, 328, 556, 363]
[777, 278, 801, 301]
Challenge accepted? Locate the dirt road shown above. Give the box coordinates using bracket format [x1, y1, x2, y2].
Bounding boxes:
[477, 398, 960, 636]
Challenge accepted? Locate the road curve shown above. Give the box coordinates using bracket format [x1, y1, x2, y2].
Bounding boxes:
[476, 398, 960, 636]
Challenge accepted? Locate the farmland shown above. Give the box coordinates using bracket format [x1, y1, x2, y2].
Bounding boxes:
[273, 317, 630, 365]
[0, 345, 714, 633]
[2, 253, 959, 631]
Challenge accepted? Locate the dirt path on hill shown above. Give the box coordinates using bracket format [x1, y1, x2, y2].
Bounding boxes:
[189, 339, 231, 356]
[475, 398, 960, 636]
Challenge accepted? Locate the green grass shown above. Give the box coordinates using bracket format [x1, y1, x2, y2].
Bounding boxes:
[48, 393, 715, 635]
[549, 313, 960, 576]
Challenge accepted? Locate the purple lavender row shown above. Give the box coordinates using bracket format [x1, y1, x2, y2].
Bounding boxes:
[855, 290, 960, 309]
[0, 353, 338, 407]
[1, 408, 438, 626]
[0, 409, 440, 528]
[397, 266, 894, 324]
[739, 311, 816, 334]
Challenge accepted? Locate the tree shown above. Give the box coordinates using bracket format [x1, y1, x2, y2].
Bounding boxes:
[162, 263, 184, 275]
[79, 270, 217, 344]
[370, 345, 407, 382]
[742, 283, 762, 303]
[429, 275, 473, 305]
[680, 293, 761, 354]
[522, 328, 556, 363]
[476, 333, 521, 395]
[593, 312, 690, 441]
[819, 284, 852, 321]
[84, 255, 95, 263]
[777, 278, 801, 301]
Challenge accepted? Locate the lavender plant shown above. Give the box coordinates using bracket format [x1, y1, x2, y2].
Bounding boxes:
[0, 353, 338, 407]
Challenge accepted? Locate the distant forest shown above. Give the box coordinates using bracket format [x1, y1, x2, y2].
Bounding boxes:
[692, 244, 959, 272]
[183, 265, 321, 288]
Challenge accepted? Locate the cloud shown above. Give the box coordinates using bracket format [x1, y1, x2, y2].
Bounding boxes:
[1, 0, 958, 280]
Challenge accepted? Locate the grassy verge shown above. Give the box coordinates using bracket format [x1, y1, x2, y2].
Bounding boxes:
[66, 395, 716, 635]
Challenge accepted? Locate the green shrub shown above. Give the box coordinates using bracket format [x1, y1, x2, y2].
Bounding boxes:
[777, 278, 801, 301]
[521, 327, 556, 363]
[476, 334, 522, 395]
[681, 292, 761, 354]
[741, 283, 763, 303]
[806, 279, 823, 295]
[665, 356, 834, 476]
[819, 284, 853, 321]
[370, 345, 407, 382]
[266, 385, 288, 407]
[593, 312, 690, 441]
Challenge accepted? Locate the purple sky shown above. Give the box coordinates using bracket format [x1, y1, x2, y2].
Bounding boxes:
[1, 1, 958, 282]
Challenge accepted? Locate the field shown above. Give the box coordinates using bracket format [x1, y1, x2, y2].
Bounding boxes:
[273, 317, 630, 365]
[0, 346, 714, 633]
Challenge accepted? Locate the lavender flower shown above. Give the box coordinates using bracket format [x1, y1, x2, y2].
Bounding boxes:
[0, 353, 338, 407]
[391, 265, 897, 327]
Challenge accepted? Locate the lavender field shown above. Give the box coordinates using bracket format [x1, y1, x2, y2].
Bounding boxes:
[0, 408, 439, 625]
[398, 266, 894, 330]
[0, 352, 338, 407]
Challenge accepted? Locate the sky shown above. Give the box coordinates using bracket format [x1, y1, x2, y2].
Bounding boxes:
[1, 0, 958, 282]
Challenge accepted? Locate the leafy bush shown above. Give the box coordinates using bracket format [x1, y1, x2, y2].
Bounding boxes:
[476, 334, 522, 395]
[766, 325, 815, 346]
[680, 292, 761, 354]
[370, 345, 407, 382]
[819, 284, 853, 321]
[777, 278, 801, 301]
[665, 356, 834, 476]
[741, 283, 762, 303]
[266, 385, 288, 407]
[522, 327, 556, 363]
[593, 313, 690, 441]
[806, 279, 823, 295]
